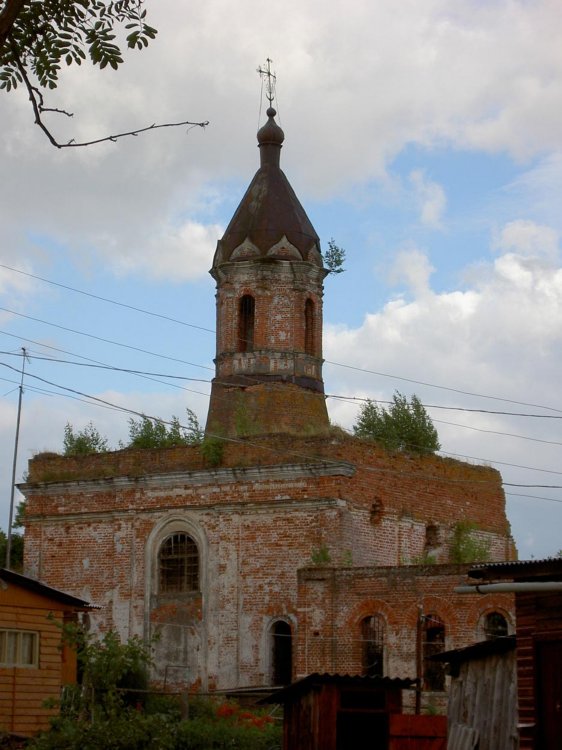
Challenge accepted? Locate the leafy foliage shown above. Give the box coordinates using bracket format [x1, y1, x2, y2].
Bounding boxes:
[353, 391, 441, 454]
[322, 238, 346, 274]
[450, 521, 491, 564]
[0, 528, 23, 570]
[63, 421, 109, 455]
[310, 544, 332, 565]
[126, 409, 203, 449]
[200, 435, 224, 467]
[29, 628, 281, 750]
[0, 0, 157, 93]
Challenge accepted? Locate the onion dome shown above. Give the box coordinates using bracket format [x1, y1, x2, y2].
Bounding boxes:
[212, 108, 323, 267]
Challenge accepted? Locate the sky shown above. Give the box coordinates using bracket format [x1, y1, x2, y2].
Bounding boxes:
[1, 0, 561, 560]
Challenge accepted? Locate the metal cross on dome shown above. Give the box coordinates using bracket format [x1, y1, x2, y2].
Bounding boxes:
[257, 58, 277, 107]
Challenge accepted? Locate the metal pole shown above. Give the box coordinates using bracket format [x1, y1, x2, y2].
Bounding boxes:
[415, 604, 423, 714]
[6, 347, 27, 569]
[455, 582, 562, 594]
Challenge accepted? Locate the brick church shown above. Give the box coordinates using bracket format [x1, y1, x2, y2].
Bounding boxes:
[21, 105, 516, 700]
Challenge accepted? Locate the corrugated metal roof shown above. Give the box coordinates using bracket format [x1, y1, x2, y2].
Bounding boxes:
[470, 558, 562, 581]
[431, 636, 515, 663]
[261, 673, 416, 703]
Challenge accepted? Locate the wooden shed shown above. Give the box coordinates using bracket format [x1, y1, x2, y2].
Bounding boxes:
[432, 636, 517, 750]
[469, 559, 562, 750]
[0, 568, 92, 737]
[265, 673, 446, 750]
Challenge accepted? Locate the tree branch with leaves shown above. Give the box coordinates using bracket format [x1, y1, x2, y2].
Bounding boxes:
[0, 0, 208, 146]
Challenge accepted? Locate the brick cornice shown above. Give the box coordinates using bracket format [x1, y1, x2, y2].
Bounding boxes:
[20, 460, 355, 497]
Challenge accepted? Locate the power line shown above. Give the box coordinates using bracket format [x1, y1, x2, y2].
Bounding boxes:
[3, 360, 559, 494]
[4, 365, 560, 484]
[0, 307, 214, 371]
[0, 263, 214, 334]
[431, 417, 562, 447]
[325, 361, 562, 414]
[2, 262, 561, 416]
[1, 349, 561, 432]
[506, 492, 562, 505]
[329, 393, 562, 419]
[0, 350, 210, 382]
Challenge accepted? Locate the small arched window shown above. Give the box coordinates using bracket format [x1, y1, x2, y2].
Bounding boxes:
[484, 612, 508, 640]
[270, 620, 292, 686]
[423, 613, 446, 691]
[361, 615, 385, 677]
[159, 533, 199, 594]
[238, 295, 255, 352]
[304, 298, 315, 355]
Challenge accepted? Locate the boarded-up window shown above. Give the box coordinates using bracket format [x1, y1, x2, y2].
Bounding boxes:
[484, 611, 508, 640]
[159, 533, 199, 594]
[304, 298, 315, 355]
[271, 620, 292, 686]
[423, 614, 446, 691]
[0, 629, 39, 667]
[238, 295, 255, 352]
[361, 615, 385, 677]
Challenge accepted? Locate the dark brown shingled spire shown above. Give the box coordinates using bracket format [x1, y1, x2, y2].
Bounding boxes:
[212, 107, 323, 268]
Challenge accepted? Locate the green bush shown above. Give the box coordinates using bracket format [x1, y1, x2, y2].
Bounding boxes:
[353, 391, 440, 454]
[450, 521, 491, 563]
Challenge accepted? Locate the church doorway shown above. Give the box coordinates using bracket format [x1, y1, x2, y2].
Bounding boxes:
[270, 620, 292, 686]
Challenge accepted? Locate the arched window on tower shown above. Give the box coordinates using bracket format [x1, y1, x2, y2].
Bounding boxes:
[270, 620, 292, 686]
[361, 615, 385, 677]
[238, 295, 255, 352]
[159, 533, 199, 594]
[304, 298, 315, 356]
[483, 611, 508, 640]
[423, 613, 446, 691]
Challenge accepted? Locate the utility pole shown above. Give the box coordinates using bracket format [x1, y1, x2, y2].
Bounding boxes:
[6, 347, 27, 569]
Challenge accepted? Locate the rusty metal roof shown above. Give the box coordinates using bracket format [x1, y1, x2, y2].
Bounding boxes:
[212, 107, 322, 268]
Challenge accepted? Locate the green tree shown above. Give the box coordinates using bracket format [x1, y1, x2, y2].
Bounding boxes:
[63, 421, 109, 455]
[0, 527, 23, 570]
[127, 409, 203, 449]
[323, 238, 346, 274]
[353, 391, 440, 454]
[0, 0, 206, 146]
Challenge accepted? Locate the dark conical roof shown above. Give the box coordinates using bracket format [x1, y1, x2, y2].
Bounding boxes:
[212, 107, 323, 267]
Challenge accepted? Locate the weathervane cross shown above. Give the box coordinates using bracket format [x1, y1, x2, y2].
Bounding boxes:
[257, 58, 276, 107]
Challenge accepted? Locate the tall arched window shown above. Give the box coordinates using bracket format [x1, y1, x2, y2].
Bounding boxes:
[270, 620, 292, 686]
[484, 611, 508, 640]
[238, 295, 255, 352]
[423, 614, 446, 691]
[304, 298, 315, 355]
[361, 615, 385, 677]
[159, 533, 199, 594]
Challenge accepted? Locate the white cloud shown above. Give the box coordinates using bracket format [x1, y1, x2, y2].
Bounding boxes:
[108, 220, 223, 281]
[409, 170, 446, 228]
[493, 219, 560, 264]
[387, 247, 435, 297]
[0, 0, 560, 293]
[325, 222, 562, 559]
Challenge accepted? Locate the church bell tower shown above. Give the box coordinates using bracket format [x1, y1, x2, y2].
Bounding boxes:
[205, 104, 330, 438]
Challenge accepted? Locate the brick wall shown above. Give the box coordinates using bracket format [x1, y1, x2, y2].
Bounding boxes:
[296, 565, 514, 710]
[22, 434, 515, 691]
